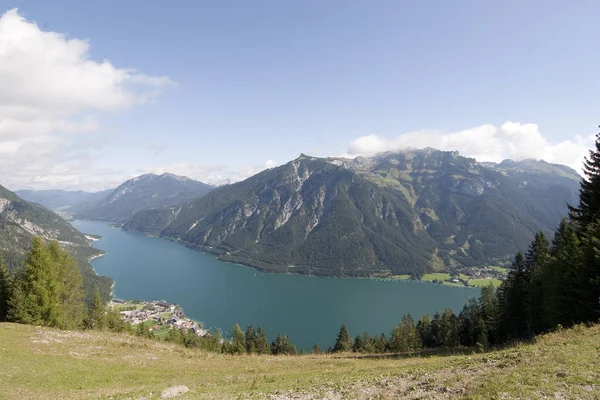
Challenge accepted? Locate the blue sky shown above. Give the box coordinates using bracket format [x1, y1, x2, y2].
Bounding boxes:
[1, 1, 599, 190]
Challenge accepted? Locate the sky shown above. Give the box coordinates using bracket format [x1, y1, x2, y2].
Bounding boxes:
[0, 1, 599, 191]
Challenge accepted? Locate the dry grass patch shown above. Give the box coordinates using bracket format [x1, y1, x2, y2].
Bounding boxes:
[0, 323, 599, 399]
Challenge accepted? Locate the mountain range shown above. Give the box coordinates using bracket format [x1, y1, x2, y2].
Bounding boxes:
[17, 173, 215, 223]
[122, 149, 580, 277]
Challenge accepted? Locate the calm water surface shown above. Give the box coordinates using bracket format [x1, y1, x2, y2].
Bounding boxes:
[72, 220, 479, 350]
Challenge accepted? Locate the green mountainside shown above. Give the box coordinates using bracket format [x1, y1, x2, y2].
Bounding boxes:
[74, 173, 214, 222]
[0, 184, 112, 301]
[124, 150, 580, 277]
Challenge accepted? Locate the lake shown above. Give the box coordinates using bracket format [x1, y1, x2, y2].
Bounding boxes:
[72, 220, 479, 351]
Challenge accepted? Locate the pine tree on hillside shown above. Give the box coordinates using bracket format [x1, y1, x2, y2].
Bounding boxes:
[524, 232, 551, 337]
[311, 343, 322, 354]
[548, 219, 583, 327]
[579, 221, 600, 322]
[230, 323, 246, 354]
[47, 241, 85, 329]
[8, 237, 55, 325]
[333, 324, 352, 352]
[270, 334, 297, 355]
[389, 314, 422, 353]
[244, 325, 257, 354]
[497, 252, 528, 340]
[0, 260, 10, 322]
[255, 326, 270, 355]
[569, 132, 600, 227]
[88, 287, 105, 330]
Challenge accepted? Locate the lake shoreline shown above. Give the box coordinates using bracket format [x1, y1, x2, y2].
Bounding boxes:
[73, 219, 479, 350]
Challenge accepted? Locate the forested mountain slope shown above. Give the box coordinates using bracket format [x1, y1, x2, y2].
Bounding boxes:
[124, 149, 579, 277]
[0, 184, 112, 300]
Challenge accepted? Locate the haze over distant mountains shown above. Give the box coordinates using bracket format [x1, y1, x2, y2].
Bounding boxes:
[18, 173, 215, 223]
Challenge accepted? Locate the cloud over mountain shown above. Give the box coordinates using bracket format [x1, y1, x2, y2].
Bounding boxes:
[346, 122, 594, 173]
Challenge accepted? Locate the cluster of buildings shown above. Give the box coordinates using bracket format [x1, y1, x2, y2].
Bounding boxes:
[110, 299, 207, 337]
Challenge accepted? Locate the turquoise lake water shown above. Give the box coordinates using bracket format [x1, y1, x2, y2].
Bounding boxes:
[72, 220, 479, 350]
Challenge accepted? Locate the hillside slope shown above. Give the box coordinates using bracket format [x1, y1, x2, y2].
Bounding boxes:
[0, 184, 112, 300]
[75, 173, 214, 222]
[0, 322, 598, 399]
[125, 150, 579, 276]
[125, 156, 436, 277]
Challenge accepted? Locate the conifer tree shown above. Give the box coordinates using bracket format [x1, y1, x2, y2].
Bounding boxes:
[47, 241, 85, 329]
[497, 252, 527, 340]
[416, 313, 433, 348]
[569, 132, 600, 227]
[230, 323, 246, 354]
[88, 288, 106, 330]
[0, 260, 10, 322]
[9, 237, 52, 325]
[548, 219, 582, 327]
[389, 314, 422, 353]
[352, 333, 365, 353]
[373, 333, 387, 353]
[270, 334, 297, 355]
[255, 325, 270, 355]
[524, 232, 551, 336]
[333, 324, 352, 352]
[311, 343, 322, 354]
[244, 325, 257, 354]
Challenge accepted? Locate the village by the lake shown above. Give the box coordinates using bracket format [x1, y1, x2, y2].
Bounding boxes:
[109, 299, 208, 338]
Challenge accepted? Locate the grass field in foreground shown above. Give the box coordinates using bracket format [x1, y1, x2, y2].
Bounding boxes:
[0, 323, 598, 399]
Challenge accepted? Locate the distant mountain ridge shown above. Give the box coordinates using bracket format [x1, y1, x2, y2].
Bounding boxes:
[74, 173, 215, 222]
[0, 184, 112, 300]
[15, 188, 113, 212]
[123, 149, 580, 277]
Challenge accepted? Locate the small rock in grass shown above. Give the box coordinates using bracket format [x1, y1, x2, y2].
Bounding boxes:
[161, 385, 189, 398]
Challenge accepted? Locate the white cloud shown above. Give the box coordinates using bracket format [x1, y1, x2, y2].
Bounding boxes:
[346, 122, 595, 173]
[0, 8, 172, 191]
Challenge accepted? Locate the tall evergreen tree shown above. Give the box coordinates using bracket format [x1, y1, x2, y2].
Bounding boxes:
[311, 343, 322, 354]
[416, 313, 433, 348]
[270, 334, 297, 355]
[578, 221, 600, 322]
[548, 219, 583, 327]
[255, 325, 270, 355]
[497, 252, 528, 340]
[389, 314, 421, 353]
[230, 323, 246, 354]
[47, 241, 85, 329]
[333, 324, 352, 352]
[88, 287, 106, 330]
[524, 232, 551, 337]
[0, 260, 10, 322]
[245, 325, 257, 354]
[569, 132, 600, 226]
[373, 333, 387, 353]
[8, 237, 52, 325]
